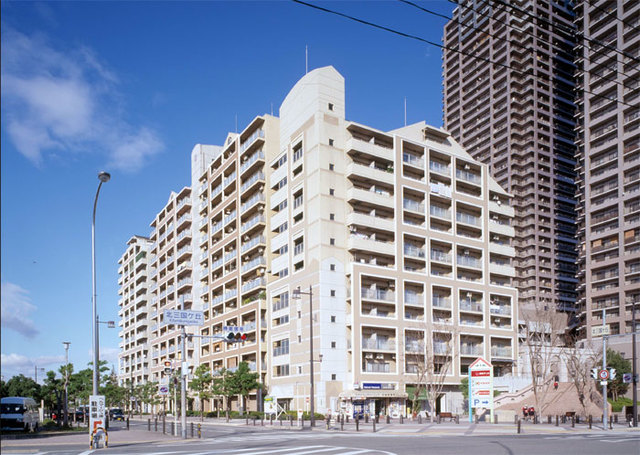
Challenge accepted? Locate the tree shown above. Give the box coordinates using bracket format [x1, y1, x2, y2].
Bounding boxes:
[212, 368, 236, 421]
[5, 374, 41, 400]
[41, 370, 63, 420]
[607, 348, 631, 401]
[231, 362, 260, 415]
[137, 381, 161, 418]
[190, 364, 213, 421]
[520, 305, 567, 415]
[404, 324, 457, 421]
[0, 379, 8, 398]
[563, 337, 600, 416]
[102, 370, 127, 409]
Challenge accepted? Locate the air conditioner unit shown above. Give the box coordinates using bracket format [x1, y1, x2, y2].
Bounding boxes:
[464, 164, 470, 170]
[365, 353, 374, 359]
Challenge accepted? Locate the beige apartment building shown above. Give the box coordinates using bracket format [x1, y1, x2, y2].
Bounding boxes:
[442, 0, 579, 314]
[145, 187, 200, 388]
[119, 66, 519, 417]
[262, 67, 518, 416]
[574, 0, 639, 340]
[117, 235, 153, 389]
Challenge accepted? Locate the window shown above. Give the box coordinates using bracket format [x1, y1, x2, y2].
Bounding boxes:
[328, 103, 334, 111]
[276, 177, 287, 189]
[272, 292, 289, 311]
[298, 335, 302, 343]
[330, 264, 336, 271]
[298, 311, 301, 318]
[329, 188, 335, 196]
[278, 268, 289, 278]
[331, 341, 336, 348]
[331, 315, 336, 323]
[278, 245, 288, 254]
[329, 138, 334, 146]
[330, 290, 336, 297]
[330, 213, 335, 221]
[329, 163, 335, 171]
[274, 365, 290, 377]
[273, 339, 289, 356]
[273, 315, 289, 326]
[331, 374, 337, 380]
[277, 222, 288, 233]
[298, 366, 303, 374]
[330, 238, 335, 245]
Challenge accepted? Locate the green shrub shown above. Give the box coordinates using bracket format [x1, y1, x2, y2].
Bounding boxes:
[608, 397, 633, 412]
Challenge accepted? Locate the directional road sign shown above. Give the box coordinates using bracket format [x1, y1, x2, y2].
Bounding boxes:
[164, 309, 204, 326]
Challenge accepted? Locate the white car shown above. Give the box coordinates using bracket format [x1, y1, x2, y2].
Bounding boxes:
[1, 397, 40, 432]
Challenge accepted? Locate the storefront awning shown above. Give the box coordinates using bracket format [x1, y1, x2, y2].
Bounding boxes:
[339, 389, 408, 399]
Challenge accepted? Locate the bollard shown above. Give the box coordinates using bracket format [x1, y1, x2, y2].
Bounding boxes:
[386, 415, 390, 424]
[365, 414, 369, 424]
[347, 415, 350, 423]
[356, 418, 359, 432]
[197, 423, 201, 439]
[301, 417, 304, 428]
[375, 415, 379, 424]
[418, 415, 422, 424]
[271, 414, 274, 425]
[609, 416, 613, 429]
[455, 415, 460, 424]
[614, 415, 618, 424]
[290, 415, 293, 427]
[373, 419, 376, 433]
[261, 417, 264, 426]
[163, 417, 166, 434]
[191, 422, 194, 438]
[171, 422, 174, 436]
[571, 416, 575, 428]
[148, 418, 151, 431]
[246, 416, 249, 425]
[400, 414, 404, 424]
[326, 418, 330, 430]
[341, 416, 344, 431]
[494, 414, 498, 424]
[589, 415, 592, 429]
[514, 415, 518, 424]
[155, 418, 158, 432]
[556, 415, 559, 427]
[517, 418, 521, 434]
[548, 415, 552, 424]
[127, 417, 130, 431]
[475, 415, 479, 424]
[253, 417, 256, 426]
[280, 417, 283, 426]
[576, 416, 580, 424]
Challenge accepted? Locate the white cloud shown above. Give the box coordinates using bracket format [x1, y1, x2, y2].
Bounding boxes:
[1, 281, 39, 337]
[0, 353, 64, 379]
[1, 26, 163, 172]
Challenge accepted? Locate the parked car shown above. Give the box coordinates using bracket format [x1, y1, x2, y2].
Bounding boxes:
[1, 397, 40, 432]
[109, 409, 125, 421]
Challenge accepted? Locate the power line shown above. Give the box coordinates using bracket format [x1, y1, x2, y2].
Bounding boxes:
[485, 0, 640, 64]
[291, 0, 637, 109]
[401, 0, 629, 89]
[585, 0, 640, 34]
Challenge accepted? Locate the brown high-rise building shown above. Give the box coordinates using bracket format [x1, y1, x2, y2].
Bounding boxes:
[574, 0, 640, 340]
[443, 0, 579, 313]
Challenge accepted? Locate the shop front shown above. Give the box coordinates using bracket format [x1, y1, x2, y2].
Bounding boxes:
[339, 383, 408, 419]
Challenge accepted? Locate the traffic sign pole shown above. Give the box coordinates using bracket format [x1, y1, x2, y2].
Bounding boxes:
[602, 308, 607, 431]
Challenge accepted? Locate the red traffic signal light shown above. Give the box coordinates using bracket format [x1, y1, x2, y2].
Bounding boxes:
[234, 333, 247, 341]
[163, 360, 173, 374]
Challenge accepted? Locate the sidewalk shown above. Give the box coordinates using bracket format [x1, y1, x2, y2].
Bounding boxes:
[134, 415, 640, 437]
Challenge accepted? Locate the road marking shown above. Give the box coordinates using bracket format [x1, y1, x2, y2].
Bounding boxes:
[77, 451, 95, 455]
[228, 446, 339, 455]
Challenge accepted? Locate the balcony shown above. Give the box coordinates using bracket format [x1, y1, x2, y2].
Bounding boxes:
[347, 212, 394, 233]
[347, 187, 394, 210]
[361, 287, 395, 302]
[456, 212, 481, 226]
[347, 162, 395, 186]
[348, 234, 395, 257]
[456, 169, 481, 184]
[457, 255, 482, 269]
[362, 339, 396, 351]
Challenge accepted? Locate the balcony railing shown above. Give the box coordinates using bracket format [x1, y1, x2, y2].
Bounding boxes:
[361, 288, 395, 301]
[362, 339, 396, 350]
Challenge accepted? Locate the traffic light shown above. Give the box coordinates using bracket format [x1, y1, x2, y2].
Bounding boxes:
[591, 368, 598, 379]
[609, 368, 616, 380]
[163, 360, 173, 375]
[224, 328, 247, 343]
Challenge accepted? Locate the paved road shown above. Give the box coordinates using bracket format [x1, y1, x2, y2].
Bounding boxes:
[1, 420, 638, 455]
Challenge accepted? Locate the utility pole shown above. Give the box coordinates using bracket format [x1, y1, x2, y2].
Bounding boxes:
[63, 342, 71, 426]
[180, 294, 187, 439]
[632, 301, 637, 427]
[602, 308, 608, 431]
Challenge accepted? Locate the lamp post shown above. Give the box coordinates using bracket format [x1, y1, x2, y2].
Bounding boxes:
[63, 342, 71, 426]
[92, 171, 110, 396]
[292, 285, 316, 428]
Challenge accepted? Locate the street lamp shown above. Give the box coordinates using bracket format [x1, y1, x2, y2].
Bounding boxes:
[63, 342, 71, 426]
[292, 285, 317, 428]
[92, 171, 110, 396]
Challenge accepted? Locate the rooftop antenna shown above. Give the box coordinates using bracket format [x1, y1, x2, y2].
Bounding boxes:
[404, 97, 407, 126]
[305, 45, 308, 74]
[235, 114, 238, 133]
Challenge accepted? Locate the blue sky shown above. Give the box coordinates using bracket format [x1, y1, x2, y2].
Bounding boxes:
[1, 0, 454, 381]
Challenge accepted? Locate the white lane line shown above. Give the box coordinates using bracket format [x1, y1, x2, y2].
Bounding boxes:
[77, 451, 96, 455]
[230, 446, 341, 455]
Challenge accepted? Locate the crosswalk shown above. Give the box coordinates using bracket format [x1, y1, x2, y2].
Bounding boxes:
[0, 445, 397, 455]
[543, 433, 640, 443]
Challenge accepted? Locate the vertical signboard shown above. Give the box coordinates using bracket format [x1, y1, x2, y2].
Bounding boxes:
[89, 394, 106, 444]
[468, 357, 494, 422]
